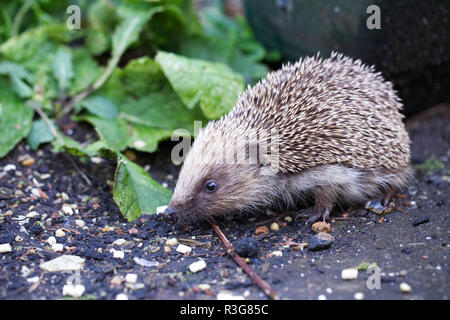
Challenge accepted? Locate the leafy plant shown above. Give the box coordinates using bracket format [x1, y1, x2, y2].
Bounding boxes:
[0, 0, 275, 221]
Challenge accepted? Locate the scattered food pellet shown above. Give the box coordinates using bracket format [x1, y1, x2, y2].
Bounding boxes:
[284, 216, 293, 223]
[255, 226, 269, 236]
[63, 284, 85, 298]
[134, 257, 159, 268]
[400, 282, 412, 293]
[354, 292, 364, 300]
[47, 236, 57, 245]
[62, 205, 74, 215]
[318, 294, 327, 300]
[75, 219, 85, 228]
[189, 259, 207, 273]
[52, 243, 64, 252]
[270, 223, 279, 231]
[326, 288, 333, 294]
[27, 276, 39, 284]
[311, 221, 331, 233]
[113, 250, 125, 259]
[21, 156, 35, 167]
[55, 229, 66, 237]
[26, 211, 39, 218]
[0, 243, 12, 253]
[116, 293, 128, 300]
[110, 275, 123, 285]
[113, 238, 126, 246]
[125, 274, 138, 284]
[176, 244, 192, 254]
[271, 250, 283, 257]
[341, 268, 358, 280]
[197, 284, 211, 291]
[15, 235, 23, 242]
[217, 290, 245, 300]
[164, 246, 171, 253]
[166, 238, 178, 246]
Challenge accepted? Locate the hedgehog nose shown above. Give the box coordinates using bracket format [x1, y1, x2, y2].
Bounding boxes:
[163, 207, 177, 224]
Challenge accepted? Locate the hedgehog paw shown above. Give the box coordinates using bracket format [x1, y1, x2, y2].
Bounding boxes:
[365, 199, 394, 215]
[295, 206, 330, 225]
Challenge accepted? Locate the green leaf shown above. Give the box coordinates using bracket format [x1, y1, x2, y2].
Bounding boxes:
[52, 47, 74, 93]
[79, 116, 130, 152]
[113, 156, 172, 221]
[155, 51, 244, 119]
[69, 48, 104, 96]
[0, 78, 33, 157]
[80, 95, 119, 119]
[0, 60, 34, 98]
[27, 119, 55, 150]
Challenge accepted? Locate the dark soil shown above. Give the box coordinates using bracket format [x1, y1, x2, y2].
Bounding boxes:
[0, 104, 448, 300]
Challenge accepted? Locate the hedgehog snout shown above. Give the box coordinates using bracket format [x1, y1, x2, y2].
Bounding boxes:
[163, 206, 177, 224]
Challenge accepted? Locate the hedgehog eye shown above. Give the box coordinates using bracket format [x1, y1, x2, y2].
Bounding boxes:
[205, 180, 218, 193]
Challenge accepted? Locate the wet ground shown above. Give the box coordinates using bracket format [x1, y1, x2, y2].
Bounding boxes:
[0, 104, 448, 300]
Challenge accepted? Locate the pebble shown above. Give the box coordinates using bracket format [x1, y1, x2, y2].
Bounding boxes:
[40, 255, 85, 272]
[61, 192, 69, 201]
[26, 211, 39, 218]
[318, 294, 327, 300]
[176, 244, 192, 254]
[270, 223, 279, 231]
[166, 238, 178, 246]
[354, 292, 364, 300]
[308, 232, 335, 251]
[27, 276, 40, 284]
[233, 238, 259, 258]
[3, 164, 16, 172]
[55, 229, 65, 237]
[133, 140, 146, 149]
[21, 265, 32, 278]
[113, 250, 125, 259]
[189, 259, 207, 273]
[0, 243, 12, 253]
[15, 235, 23, 242]
[47, 236, 57, 245]
[52, 243, 64, 252]
[217, 290, 245, 300]
[63, 284, 85, 298]
[125, 273, 138, 284]
[164, 246, 172, 253]
[156, 205, 168, 214]
[90, 157, 103, 164]
[197, 284, 211, 291]
[400, 282, 412, 293]
[116, 293, 128, 300]
[284, 216, 293, 223]
[341, 268, 358, 280]
[21, 156, 35, 167]
[110, 276, 123, 285]
[75, 219, 85, 228]
[412, 217, 430, 226]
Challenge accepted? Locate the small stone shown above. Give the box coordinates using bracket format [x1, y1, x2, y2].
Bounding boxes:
[189, 259, 207, 273]
[61, 192, 69, 201]
[176, 244, 192, 254]
[63, 284, 85, 298]
[116, 293, 128, 300]
[75, 219, 85, 228]
[318, 294, 327, 300]
[52, 243, 64, 252]
[400, 282, 412, 293]
[354, 292, 364, 300]
[255, 226, 269, 236]
[55, 229, 66, 237]
[326, 288, 333, 294]
[21, 265, 32, 278]
[197, 284, 211, 291]
[308, 232, 335, 251]
[39, 255, 85, 272]
[412, 217, 430, 226]
[217, 290, 245, 300]
[113, 250, 125, 259]
[133, 257, 159, 268]
[3, 164, 16, 172]
[234, 238, 259, 258]
[341, 268, 358, 280]
[156, 205, 168, 214]
[0, 243, 12, 253]
[15, 235, 24, 242]
[166, 238, 178, 246]
[113, 238, 126, 246]
[21, 156, 35, 167]
[311, 221, 331, 233]
[164, 246, 171, 253]
[90, 157, 103, 164]
[47, 236, 57, 245]
[284, 216, 293, 223]
[399, 270, 408, 276]
[125, 273, 138, 284]
[62, 205, 74, 215]
[270, 223, 279, 231]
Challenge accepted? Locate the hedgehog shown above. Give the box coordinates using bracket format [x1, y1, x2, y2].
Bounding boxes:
[165, 52, 412, 226]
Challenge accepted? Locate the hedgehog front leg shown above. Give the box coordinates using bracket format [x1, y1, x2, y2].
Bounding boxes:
[295, 187, 334, 224]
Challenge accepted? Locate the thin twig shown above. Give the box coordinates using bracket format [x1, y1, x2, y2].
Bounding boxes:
[208, 220, 279, 300]
[28, 101, 92, 186]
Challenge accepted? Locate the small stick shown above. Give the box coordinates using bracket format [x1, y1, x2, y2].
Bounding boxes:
[208, 220, 279, 300]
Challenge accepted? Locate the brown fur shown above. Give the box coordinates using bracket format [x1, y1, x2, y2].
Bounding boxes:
[168, 52, 412, 225]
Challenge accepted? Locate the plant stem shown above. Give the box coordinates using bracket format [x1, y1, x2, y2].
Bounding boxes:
[209, 220, 279, 300]
[12, 0, 34, 37]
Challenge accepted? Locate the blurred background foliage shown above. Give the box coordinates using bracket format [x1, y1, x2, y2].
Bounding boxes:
[0, 0, 279, 221]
